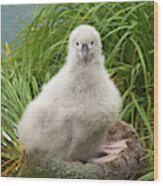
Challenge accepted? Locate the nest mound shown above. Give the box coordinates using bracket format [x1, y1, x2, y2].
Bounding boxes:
[20, 121, 146, 180]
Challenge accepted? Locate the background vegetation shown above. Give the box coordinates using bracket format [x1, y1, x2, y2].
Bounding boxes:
[1, 2, 154, 180]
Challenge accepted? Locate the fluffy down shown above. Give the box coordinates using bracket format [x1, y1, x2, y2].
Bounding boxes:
[18, 25, 122, 161]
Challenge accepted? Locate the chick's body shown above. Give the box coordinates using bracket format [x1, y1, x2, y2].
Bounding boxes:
[19, 25, 121, 161]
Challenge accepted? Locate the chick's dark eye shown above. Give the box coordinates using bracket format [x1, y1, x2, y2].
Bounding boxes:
[76, 42, 79, 46]
[91, 41, 94, 45]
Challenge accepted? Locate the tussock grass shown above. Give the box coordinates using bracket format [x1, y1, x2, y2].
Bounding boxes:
[1, 1, 154, 180]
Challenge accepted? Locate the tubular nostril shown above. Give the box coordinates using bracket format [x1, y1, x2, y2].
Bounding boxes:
[82, 44, 88, 50]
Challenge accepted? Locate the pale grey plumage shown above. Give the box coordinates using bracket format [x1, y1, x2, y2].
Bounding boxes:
[18, 25, 122, 161]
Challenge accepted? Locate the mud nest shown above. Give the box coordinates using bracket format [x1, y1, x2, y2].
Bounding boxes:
[19, 121, 147, 180]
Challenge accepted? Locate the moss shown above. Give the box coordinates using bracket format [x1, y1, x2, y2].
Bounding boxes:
[21, 156, 103, 179]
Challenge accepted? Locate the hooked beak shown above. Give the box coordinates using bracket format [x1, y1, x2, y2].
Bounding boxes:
[81, 44, 89, 64]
